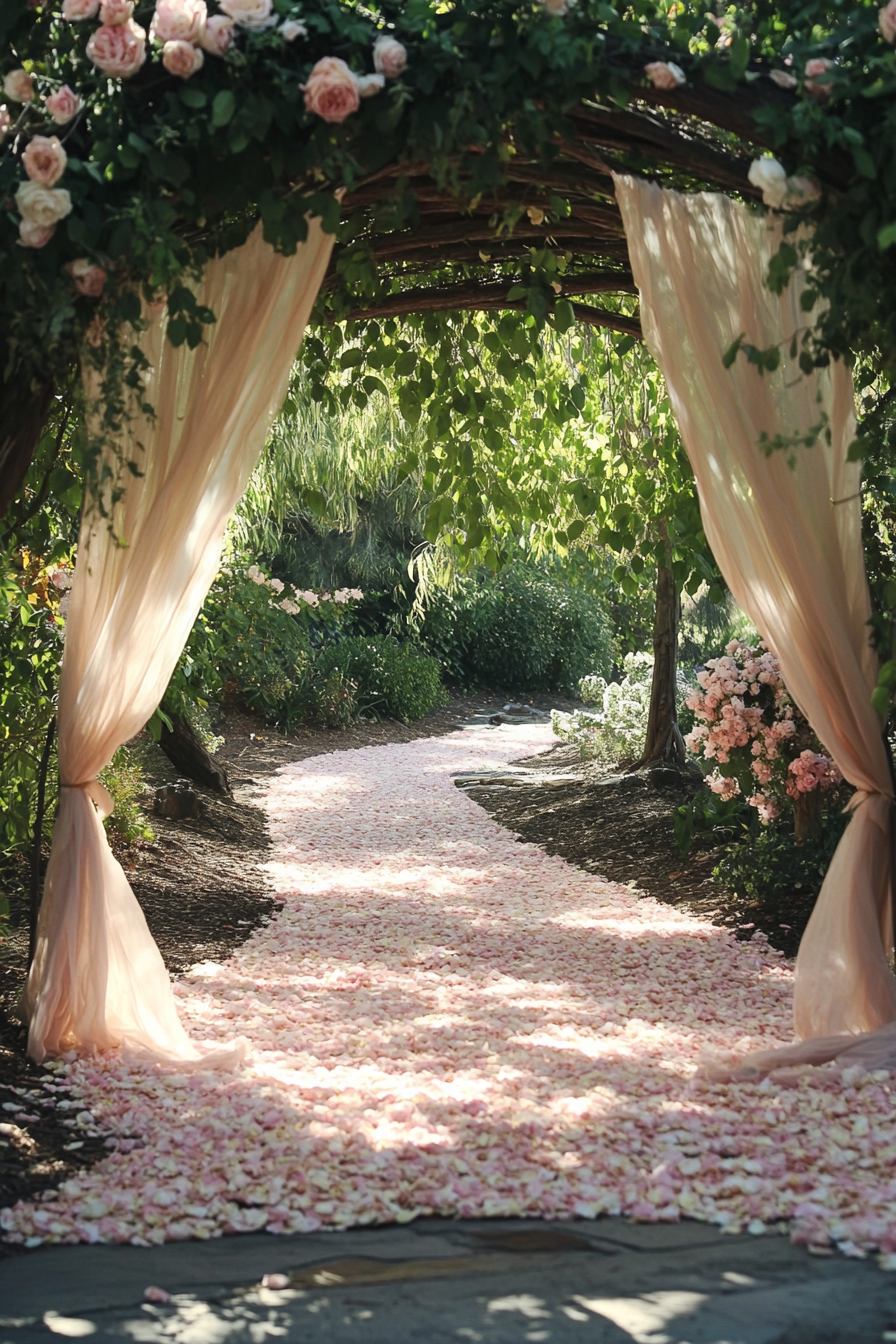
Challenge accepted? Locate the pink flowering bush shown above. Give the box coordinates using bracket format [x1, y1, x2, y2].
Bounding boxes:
[684, 640, 841, 825]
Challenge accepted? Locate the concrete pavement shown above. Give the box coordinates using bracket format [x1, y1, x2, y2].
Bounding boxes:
[2, 1217, 895, 1343]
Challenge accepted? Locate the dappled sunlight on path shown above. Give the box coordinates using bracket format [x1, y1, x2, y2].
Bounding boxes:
[4, 726, 896, 1259]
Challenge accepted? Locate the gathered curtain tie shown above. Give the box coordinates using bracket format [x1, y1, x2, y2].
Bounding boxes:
[61, 779, 114, 821]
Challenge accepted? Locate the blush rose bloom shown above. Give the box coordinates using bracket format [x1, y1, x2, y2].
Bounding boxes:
[99, 0, 133, 23]
[4, 69, 34, 103]
[162, 39, 205, 77]
[0, 106, 10, 143]
[881, 0, 896, 41]
[644, 60, 686, 89]
[22, 135, 68, 187]
[218, 0, 276, 31]
[66, 258, 107, 297]
[45, 85, 83, 124]
[280, 18, 306, 41]
[372, 35, 407, 78]
[199, 14, 234, 53]
[61, 0, 100, 17]
[86, 20, 147, 77]
[804, 56, 834, 98]
[302, 56, 360, 123]
[539, 0, 571, 14]
[16, 180, 73, 227]
[151, 0, 207, 44]
[19, 219, 56, 248]
[769, 67, 797, 89]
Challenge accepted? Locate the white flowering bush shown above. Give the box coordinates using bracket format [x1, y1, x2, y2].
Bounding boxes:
[554, 652, 698, 763]
[553, 653, 652, 762]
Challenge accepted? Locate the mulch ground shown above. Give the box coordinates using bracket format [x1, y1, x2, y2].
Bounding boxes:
[0, 693, 819, 1243]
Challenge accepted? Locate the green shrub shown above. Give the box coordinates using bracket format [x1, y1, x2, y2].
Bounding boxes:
[316, 635, 447, 722]
[99, 745, 154, 845]
[712, 808, 850, 903]
[421, 563, 612, 693]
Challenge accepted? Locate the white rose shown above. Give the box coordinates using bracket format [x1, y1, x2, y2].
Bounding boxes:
[748, 155, 788, 209]
[769, 68, 797, 89]
[280, 18, 306, 41]
[218, 0, 276, 31]
[16, 181, 73, 227]
[357, 72, 385, 97]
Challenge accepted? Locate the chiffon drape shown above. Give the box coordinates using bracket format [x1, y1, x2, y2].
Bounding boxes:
[614, 175, 896, 1070]
[22, 220, 335, 1065]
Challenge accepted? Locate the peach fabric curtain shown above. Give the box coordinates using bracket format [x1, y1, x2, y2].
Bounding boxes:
[22, 220, 335, 1065]
[614, 174, 896, 1072]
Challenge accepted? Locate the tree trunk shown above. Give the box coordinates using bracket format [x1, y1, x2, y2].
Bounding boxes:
[157, 707, 232, 796]
[638, 561, 686, 767]
[0, 376, 56, 518]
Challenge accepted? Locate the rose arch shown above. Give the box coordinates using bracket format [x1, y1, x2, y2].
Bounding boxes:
[2, 0, 896, 1075]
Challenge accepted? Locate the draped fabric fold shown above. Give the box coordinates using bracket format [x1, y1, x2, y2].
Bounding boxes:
[613, 174, 896, 1070]
[22, 219, 336, 1065]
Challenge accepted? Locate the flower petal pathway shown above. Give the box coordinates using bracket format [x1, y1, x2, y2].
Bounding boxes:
[3, 726, 896, 1257]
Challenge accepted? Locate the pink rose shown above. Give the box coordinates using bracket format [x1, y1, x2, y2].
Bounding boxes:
[301, 56, 360, 124]
[539, 0, 570, 13]
[22, 135, 68, 186]
[0, 106, 10, 143]
[66, 258, 107, 297]
[372, 35, 407, 79]
[45, 85, 83, 124]
[644, 61, 686, 90]
[162, 39, 205, 78]
[19, 219, 55, 248]
[804, 57, 834, 99]
[218, 0, 275, 31]
[881, 1, 896, 41]
[99, 0, 133, 23]
[150, 0, 207, 45]
[86, 20, 147, 77]
[61, 0, 100, 16]
[4, 69, 34, 103]
[199, 14, 234, 53]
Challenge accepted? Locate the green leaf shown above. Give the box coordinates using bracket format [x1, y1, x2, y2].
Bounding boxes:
[878, 222, 896, 251]
[180, 85, 207, 109]
[212, 89, 236, 128]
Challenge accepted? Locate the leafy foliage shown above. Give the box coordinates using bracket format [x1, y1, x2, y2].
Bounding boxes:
[553, 651, 693, 762]
[315, 634, 446, 723]
[419, 562, 612, 693]
[713, 808, 851, 904]
[98, 745, 154, 845]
